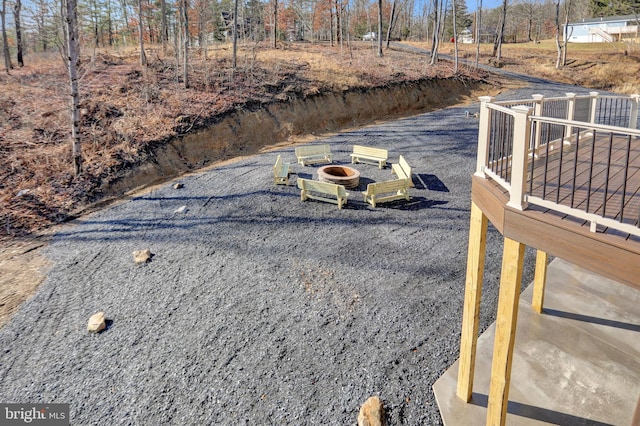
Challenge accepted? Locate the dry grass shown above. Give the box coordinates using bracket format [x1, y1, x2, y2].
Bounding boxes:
[1, 42, 475, 237]
[409, 40, 640, 94]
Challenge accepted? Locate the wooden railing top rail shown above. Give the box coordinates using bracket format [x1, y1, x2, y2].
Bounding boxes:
[476, 93, 640, 239]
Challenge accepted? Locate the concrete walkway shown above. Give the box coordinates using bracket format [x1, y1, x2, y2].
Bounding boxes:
[433, 258, 640, 425]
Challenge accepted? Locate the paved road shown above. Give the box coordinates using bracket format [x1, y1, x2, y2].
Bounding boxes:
[0, 64, 595, 425]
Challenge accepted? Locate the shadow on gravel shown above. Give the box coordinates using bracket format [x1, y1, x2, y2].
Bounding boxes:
[417, 174, 449, 192]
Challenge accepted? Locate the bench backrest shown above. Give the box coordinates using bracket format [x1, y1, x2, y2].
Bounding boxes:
[295, 144, 331, 157]
[298, 178, 347, 197]
[274, 154, 283, 173]
[353, 145, 388, 159]
[366, 178, 408, 195]
[398, 155, 410, 173]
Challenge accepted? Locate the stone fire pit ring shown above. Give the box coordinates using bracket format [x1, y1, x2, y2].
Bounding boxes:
[317, 165, 360, 189]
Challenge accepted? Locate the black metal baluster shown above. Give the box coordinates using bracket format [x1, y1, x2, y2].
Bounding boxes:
[586, 130, 597, 213]
[620, 135, 632, 223]
[542, 123, 552, 199]
[570, 127, 581, 208]
[556, 126, 566, 204]
[602, 133, 614, 218]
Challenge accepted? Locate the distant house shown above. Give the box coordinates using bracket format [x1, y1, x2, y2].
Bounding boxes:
[458, 28, 474, 44]
[565, 15, 639, 43]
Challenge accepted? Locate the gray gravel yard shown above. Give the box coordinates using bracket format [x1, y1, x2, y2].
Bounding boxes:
[0, 77, 594, 425]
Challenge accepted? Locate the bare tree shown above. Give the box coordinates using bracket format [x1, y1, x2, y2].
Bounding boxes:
[385, 0, 397, 48]
[492, 0, 507, 62]
[430, 0, 441, 65]
[272, 0, 278, 47]
[475, 0, 482, 67]
[160, 0, 168, 55]
[61, 0, 82, 175]
[180, 0, 189, 87]
[1, 0, 12, 72]
[232, 0, 238, 69]
[13, 0, 23, 66]
[137, 0, 147, 66]
[452, 0, 458, 72]
[377, 0, 383, 56]
[554, 0, 571, 68]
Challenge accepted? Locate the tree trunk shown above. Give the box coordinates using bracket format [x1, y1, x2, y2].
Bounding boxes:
[561, 0, 571, 66]
[329, 0, 334, 46]
[555, 0, 562, 68]
[138, 0, 147, 66]
[492, 0, 506, 61]
[377, 0, 383, 57]
[62, 0, 82, 175]
[1, 0, 12, 72]
[453, 0, 458, 73]
[272, 0, 278, 48]
[181, 0, 188, 87]
[232, 0, 238, 69]
[385, 0, 396, 49]
[430, 0, 440, 65]
[160, 0, 167, 55]
[474, 2, 481, 68]
[13, 0, 23, 66]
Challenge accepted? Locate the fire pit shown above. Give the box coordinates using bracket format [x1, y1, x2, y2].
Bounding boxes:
[317, 165, 360, 189]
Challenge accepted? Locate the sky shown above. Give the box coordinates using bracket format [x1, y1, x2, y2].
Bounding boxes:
[466, 0, 504, 13]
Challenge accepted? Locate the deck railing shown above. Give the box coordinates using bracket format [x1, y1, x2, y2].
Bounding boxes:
[476, 92, 640, 237]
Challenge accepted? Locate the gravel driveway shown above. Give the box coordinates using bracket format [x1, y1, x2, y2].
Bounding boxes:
[0, 70, 595, 424]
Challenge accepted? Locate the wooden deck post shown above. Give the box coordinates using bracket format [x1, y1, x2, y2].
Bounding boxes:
[589, 92, 599, 124]
[531, 250, 548, 313]
[486, 237, 526, 426]
[565, 92, 576, 140]
[532, 94, 544, 153]
[456, 201, 488, 402]
[475, 96, 495, 178]
[629, 94, 640, 129]
[507, 105, 532, 211]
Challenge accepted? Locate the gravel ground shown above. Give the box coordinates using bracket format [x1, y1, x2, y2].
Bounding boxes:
[0, 74, 596, 425]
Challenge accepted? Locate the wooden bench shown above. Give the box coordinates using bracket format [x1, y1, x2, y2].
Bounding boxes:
[295, 144, 332, 166]
[362, 178, 410, 208]
[350, 145, 388, 169]
[273, 154, 290, 185]
[297, 178, 349, 209]
[391, 155, 414, 187]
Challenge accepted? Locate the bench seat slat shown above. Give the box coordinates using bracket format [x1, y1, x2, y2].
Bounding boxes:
[350, 145, 388, 169]
[362, 178, 410, 207]
[273, 154, 290, 185]
[295, 144, 333, 166]
[297, 178, 348, 209]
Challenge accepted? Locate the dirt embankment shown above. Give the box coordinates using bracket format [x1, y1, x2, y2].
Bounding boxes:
[105, 76, 490, 197]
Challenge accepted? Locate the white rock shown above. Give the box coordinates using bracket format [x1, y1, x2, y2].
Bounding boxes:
[133, 249, 152, 264]
[87, 312, 106, 333]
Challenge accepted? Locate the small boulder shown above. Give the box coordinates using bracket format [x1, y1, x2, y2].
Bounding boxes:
[87, 312, 106, 333]
[174, 205, 187, 214]
[133, 249, 152, 265]
[173, 183, 184, 189]
[357, 396, 385, 426]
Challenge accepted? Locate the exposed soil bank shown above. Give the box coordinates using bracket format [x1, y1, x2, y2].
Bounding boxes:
[106, 77, 488, 197]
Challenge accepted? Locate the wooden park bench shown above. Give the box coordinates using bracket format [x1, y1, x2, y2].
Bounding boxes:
[295, 144, 332, 166]
[273, 154, 290, 185]
[391, 155, 414, 187]
[350, 145, 388, 169]
[297, 178, 349, 209]
[362, 178, 410, 208]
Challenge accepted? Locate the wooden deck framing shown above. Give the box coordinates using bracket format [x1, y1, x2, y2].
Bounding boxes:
[455, 93, 640, 426]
